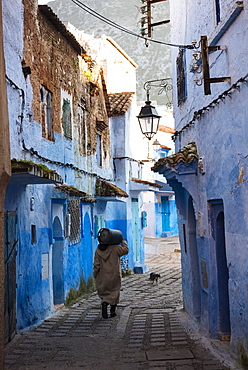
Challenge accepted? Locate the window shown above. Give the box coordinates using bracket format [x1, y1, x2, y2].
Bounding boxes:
[176, 48, 187, 105]
[40, 86, 54, 141]
[94, 214, 105, 237]
[31, 224, 37, 244]
[68, 199, 81, 245]
[215, 0, 221, 24]
[62, 99, 72, 139]
[96, 133, 102, 167]
[160, 148, 169, 158]
[78, 99, 87, 155]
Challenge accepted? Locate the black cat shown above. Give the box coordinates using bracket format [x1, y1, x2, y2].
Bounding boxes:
[149, 272, 161, 284]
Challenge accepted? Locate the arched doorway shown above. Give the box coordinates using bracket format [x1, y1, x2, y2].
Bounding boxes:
[52, 216, 64, 304]
[82, 212, 92, 282]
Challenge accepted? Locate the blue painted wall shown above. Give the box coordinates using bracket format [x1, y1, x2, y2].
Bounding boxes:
[5, 183, 54, 329]
[4, 182, 98, 330]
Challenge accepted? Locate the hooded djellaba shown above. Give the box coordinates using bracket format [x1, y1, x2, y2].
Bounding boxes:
[93, 237, 128, 319]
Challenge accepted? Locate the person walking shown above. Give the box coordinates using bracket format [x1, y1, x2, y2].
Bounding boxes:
[93, 236, 128, 319]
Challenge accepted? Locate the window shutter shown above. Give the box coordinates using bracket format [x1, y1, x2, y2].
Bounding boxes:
[176, 49, 187, 106]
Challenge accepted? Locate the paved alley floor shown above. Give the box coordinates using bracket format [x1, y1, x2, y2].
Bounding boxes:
[5, 237, 238, 369]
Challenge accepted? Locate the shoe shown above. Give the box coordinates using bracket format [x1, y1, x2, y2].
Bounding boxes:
[102, 302, 108, 319]
[110, 305, 117, 317]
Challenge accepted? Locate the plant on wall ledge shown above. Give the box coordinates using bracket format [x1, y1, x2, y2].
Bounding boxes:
[82, 70, 93, 82]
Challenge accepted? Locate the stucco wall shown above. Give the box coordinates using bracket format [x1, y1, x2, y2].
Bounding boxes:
[169, 0, 248, 364]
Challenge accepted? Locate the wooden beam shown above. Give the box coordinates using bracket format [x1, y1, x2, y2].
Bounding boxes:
[201, 36, 211, 95]
[147, 0, 168, 37]
[150, 20, 170, 27]
[149, 0, 167, 4]
[207, 77, 231, 83]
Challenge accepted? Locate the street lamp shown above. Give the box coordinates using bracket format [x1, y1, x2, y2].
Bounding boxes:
[137, 78, 172, 140]
[137, 96, 161, 140]
[152, 139, 161, 151]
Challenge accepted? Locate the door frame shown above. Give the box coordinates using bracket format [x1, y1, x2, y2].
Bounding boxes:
[131, 198, 140, 262]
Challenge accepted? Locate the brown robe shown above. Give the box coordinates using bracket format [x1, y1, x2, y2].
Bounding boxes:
[93, 240, 129, 305]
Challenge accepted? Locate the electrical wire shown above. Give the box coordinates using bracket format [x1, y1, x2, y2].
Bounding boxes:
[70, 0, 193, 49]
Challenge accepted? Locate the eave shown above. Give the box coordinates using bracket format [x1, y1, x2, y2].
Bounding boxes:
[130, 177, 163, 192]
[95, 196, 128, 203]
[54, 184, 97, 203]
[152, 142, 199, 179]
[38, 5, 85, 55]
[154, 181, 174, 195]
[10, 159, 63, 185]
[95, 178, 128, 201]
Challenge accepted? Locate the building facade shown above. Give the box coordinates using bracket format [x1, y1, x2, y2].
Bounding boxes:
[2, 0, 150, 343]
[153, 0, 248, 366]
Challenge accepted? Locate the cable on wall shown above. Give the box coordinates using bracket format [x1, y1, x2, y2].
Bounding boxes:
[22, 139, 115, 182]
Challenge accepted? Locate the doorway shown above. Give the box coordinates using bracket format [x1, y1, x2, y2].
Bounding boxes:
[82, 212, 93, 282]
[4, 211, 18, 344]
[188, 196, 201, 318]
[132, 198, 140, 262]
[210, 200, 231, 336]
[161, 196, 170, 234]
[52, 215, 64, 304]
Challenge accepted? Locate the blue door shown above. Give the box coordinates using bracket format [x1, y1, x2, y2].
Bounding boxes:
[132, 198, 140, 262]
[82, 212, 92, 282]
[209, 200, 231, 336]
[52, 216, 64, 304]
[188, 196, 201, 318]
[215, 209, 231, 335]
[161, 196, 170, 234]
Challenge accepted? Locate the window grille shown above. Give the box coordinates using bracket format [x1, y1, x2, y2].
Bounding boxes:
[68, 199, 81, 245]
[176, 49, 187, 106]
[63, 99, 72, 139]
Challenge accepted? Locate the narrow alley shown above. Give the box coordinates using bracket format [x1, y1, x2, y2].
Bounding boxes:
[4, 237, 237, 370]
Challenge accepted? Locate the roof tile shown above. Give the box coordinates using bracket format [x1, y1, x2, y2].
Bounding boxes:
[108, 92, 134, 116]
[152, 142, 198, 172]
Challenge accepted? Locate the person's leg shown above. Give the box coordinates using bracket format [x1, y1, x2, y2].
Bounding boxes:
[110, 304, 117, 317]
[102, 302, 108, 319]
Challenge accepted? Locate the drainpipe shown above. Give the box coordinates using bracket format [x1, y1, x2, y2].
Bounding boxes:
[0, 0, 11, 367]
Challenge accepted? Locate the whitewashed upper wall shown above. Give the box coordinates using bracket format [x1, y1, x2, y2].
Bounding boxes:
[2, 0, 29, 159]
[2, 0, 24, 82]
[68, 27, 138, 95]
[170, 0, 248, 134]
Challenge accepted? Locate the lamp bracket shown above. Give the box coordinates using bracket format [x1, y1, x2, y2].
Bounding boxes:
[143, 78, 173, 107]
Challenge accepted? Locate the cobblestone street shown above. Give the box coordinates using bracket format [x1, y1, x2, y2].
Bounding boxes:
[4, 237, 238, 369]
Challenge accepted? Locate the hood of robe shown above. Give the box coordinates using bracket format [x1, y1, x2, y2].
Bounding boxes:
[96, 244, 114, 261]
